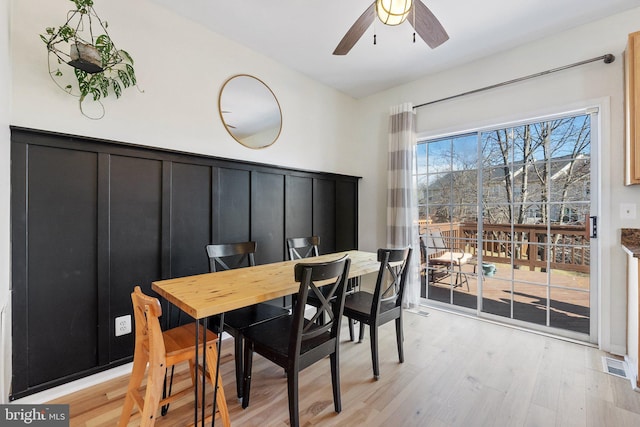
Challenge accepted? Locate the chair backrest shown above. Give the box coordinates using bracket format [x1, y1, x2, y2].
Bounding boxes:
[290, 255, 351, 357]
[131, 286, 165, 364]
[206, 241, 257, 272]
[286, 236, 320, 260]
[371, 247, 412, 316]
[429, 230, 448, 250]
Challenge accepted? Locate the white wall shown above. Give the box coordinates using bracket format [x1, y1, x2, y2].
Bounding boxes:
[1, 0, 11, 405]
[355, 7, 640, 354]
[11, 0, 359, 174]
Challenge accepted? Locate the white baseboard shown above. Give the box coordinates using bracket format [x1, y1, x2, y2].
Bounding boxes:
[10, 333, 234, 404]
[11, 362, 134, 404]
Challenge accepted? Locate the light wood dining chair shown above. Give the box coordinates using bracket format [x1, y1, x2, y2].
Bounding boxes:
[118, 286, 230, 427]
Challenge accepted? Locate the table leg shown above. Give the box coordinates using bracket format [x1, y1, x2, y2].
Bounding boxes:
[195, 319, 200, 427]
[195, 314, 225, 427]
[211, 313, 224, 427]
[201, 317, 207, 426]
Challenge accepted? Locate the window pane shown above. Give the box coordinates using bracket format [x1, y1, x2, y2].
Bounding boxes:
[549, 159, 590, 203]
[427, 173, 452, 205]
[451, 134, 478, 172]
[482, 129, 512, 167]
[427, 138, 452, 172]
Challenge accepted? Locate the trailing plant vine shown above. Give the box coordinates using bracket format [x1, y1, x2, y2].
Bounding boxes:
[41, 0, 140, 119]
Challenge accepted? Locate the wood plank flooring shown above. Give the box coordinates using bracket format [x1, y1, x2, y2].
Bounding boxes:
[49, 308, 640, 426]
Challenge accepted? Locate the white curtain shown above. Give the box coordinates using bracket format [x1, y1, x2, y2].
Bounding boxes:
[386, 103, 421, 308]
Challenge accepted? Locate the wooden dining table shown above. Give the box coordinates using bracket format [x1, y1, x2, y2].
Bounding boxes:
[151, 250, 380, 426]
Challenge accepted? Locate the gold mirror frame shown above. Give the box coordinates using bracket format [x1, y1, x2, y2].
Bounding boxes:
[218, 74, 282, 149]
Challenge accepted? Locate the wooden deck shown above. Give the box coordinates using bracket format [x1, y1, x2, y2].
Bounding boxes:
[424, 261, 591, 334]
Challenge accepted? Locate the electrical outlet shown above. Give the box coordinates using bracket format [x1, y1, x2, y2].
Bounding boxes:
[620, 203, 637, 219]
[115, 314, 132, 337]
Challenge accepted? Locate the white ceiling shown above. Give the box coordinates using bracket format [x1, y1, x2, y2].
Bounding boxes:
[151, 0, 640, 99]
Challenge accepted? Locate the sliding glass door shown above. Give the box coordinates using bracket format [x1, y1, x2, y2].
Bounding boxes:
[416, 111, 596, 341]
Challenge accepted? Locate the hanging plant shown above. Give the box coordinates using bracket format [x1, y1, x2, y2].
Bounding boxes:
[41, 0, 140, 119]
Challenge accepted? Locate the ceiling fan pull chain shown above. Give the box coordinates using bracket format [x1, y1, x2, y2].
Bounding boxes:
[373, 15, 377, 45]
[412, 4, 416, 43]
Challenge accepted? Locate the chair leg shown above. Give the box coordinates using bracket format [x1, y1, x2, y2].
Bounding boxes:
[206, 343, 231, 427]
[118, 349, 148, 427]
[186, 358, 206, 408]
[330, 351, 342, 413]
[234, 334, 244, 399]
[396, 315, 404, 363]
[358, 320, 365, 343]
[370, 324, 380, 380]
[241, 341, 254, 409]
[348, 318, 354, 342]
[139, 358, 166, 427]
[287, 369, 300, 427]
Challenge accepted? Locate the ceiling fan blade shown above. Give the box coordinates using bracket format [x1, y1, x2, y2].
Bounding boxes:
[333, 3, 376, 55]
[411, 0, 449, 49]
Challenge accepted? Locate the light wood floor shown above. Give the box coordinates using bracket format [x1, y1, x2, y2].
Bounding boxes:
[50, 308, 640, 426]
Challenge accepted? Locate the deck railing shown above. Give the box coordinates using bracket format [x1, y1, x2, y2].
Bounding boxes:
[419, 220, 590, 273]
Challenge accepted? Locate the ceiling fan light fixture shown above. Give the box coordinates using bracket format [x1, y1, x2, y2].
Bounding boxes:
[376, 0, 413, 26]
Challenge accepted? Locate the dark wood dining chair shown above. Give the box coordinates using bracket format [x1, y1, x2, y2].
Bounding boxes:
[118, 286, 230, 427]
[286, 235, 320, 259]
[343, 247, 412, 379]
[286, 235, 330, 319]
[241, 255, 351, 427]
[205, 241, 289, 399]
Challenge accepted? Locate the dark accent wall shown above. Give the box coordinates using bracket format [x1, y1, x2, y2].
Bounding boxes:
[10, 127, 360, 399]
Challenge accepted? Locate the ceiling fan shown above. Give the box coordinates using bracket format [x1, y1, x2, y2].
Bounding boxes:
[333, 0, 449, 55]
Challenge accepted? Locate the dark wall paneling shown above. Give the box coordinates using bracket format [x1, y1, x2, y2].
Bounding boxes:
[313, 178, 336, 254]
[170, 162, 212, 278]
[10, 126, 359, 399]
[215, 167, 251, 244]
[11, 141, 28, 394]
[109, 155, 163, 361]
[285, 175, 313, 246]
[97, 153, 110, 366]
[27, 145, 99, 387]
[251, 172, 285, 265]
[335, 179, 358, 251]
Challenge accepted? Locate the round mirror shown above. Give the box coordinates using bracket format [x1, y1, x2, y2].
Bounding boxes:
[218, 75, 282, 149]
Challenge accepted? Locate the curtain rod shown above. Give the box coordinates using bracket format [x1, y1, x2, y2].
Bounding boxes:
[413, 53, 615, 110]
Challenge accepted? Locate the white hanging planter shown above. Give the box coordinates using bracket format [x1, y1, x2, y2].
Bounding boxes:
[69, 42, 103, 74]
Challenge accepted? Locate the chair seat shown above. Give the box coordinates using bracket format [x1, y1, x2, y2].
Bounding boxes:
[224, 303, 289, 331]
[343, 291, 397, 320]
[242, 316, 332, 359]
[429, 251, 473, 266]
[158, 323, 218, 364]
